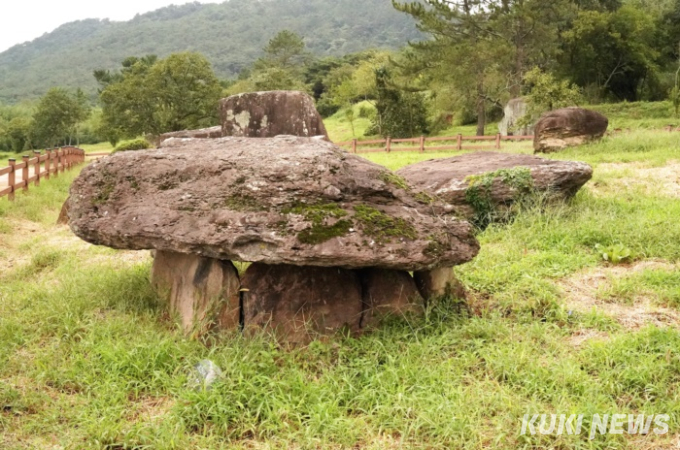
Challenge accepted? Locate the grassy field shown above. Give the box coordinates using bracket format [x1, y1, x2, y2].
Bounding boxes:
[0, 130, 679, 448]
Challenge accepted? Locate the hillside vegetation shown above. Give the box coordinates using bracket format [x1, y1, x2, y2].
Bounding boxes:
[0, 0, 420, 102]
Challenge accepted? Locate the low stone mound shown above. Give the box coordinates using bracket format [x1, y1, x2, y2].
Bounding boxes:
[158, 126, 223, 145]
[534, 107, 608, 153]
[396, 151, 592, 223]
[220, 91, 328, 139]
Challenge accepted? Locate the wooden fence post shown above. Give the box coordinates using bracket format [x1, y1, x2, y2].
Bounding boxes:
[385, 137, 392, 153]
[495, 133, 501, 150]
[33, 151, 41, 186]
[53, 150, 58, 177]
[352, 139, 357, 154]
[45, 150, 51, 180]
[22, 155, 29, 192]
[419, 135, 425, 153]
[8, 159, 16, 201]
[457, 134, 463, 151]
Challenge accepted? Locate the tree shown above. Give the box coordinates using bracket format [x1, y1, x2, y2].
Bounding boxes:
[31, 88, 90, 147]
[227, 30, 313, 94]
[392, 0, 570, 134]
[517, 68, 582, 129]
[97, 52, 222, 138]
[257, 30, 311, 71]
[6, 117, 33, 152]
[560, 5, 659, 101]
[367, 68, 429, 138]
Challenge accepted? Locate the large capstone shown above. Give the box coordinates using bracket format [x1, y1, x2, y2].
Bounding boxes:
[396, 152, 592, 223]
[220, 91, 328, 139]
[67, 136, 479, 271]
[534, 107, 608, 153]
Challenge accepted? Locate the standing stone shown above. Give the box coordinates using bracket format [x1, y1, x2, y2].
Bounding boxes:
[413, 267, 467, 301]
[358, 269, 424, 329]
[220, 91, 329, 139]
[534, 107, 608, 153]
[498, 98, 534, 136]
[152, 251, 241, 334]
[57, 199, 69, 225]
[241, 263, 363, 343]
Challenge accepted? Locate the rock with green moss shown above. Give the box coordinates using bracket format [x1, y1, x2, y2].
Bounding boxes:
[396, 151, 592, 227]
[67, 135, 479, 271]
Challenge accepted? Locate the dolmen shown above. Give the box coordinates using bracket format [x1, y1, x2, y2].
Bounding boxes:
[66, 136, 479, 343]
[397, 151, 592, 226]
[534, 107, 608, 153]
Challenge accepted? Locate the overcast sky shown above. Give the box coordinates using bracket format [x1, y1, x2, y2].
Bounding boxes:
[0, 1, 219, 53]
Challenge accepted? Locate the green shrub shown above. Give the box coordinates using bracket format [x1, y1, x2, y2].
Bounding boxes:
[358, 104, 375, 119]
[113, 138, 151, 153]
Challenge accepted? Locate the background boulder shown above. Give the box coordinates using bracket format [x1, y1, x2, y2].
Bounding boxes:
[397, 152, 592, 224]
[220, 91, 328, 139]
[534, 107, 608, 153]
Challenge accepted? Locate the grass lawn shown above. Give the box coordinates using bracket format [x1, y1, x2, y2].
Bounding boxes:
[1, 130, 680, 448]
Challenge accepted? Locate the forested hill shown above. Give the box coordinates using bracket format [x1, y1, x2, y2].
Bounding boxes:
[0, 0, 421, 103]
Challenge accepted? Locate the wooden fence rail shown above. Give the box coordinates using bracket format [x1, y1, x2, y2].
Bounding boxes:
[336, 134, 534, 154]
[0, 147, 85, 201]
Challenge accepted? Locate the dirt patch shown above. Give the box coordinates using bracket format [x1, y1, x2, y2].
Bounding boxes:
[568, 329, 610, 348]
[561, 260, 680, 331]
[628, 434, 680, 450]
[591, 161, 680, 198]
[125, 396, 175, 423]
[0, 218, 151, 275]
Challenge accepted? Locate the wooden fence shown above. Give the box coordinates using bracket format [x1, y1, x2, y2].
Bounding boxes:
[336, 134, 534, 154]
[0, 147, 85, 201]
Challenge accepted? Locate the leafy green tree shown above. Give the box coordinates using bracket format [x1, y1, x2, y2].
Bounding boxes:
[31, 88, 90, 147]
[257, 30, 311, 71]
[97, 52, 222, 138]
[393, 0, 570, 134]
[520, 68, 582, 123]
[6, 117, 33, 152]
[367, 68, 428, 138]
[228, 30, 313, 94]
[560, 5, 659, 100]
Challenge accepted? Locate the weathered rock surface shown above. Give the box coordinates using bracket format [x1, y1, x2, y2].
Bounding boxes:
[414, 267, 467, 301]
[220, 91, 328, 139]
[68, 136, 479, 271]
[534, 107, 608, 153]
[359, 269, 423, 328]
[241, 263, 363, 343]
[159, 126, 223, 145]
[152, 250, 241, 333]
[396, 152, 592, 220]
[498, 98, 534, 137]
